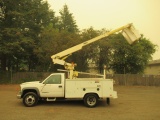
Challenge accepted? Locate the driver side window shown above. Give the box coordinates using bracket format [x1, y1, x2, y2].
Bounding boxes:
[44, 75, 61, 84]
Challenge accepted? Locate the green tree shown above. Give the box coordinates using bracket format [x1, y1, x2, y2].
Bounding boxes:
[109, 34, 156, 74]
[79, 28, 112, 73]
[58, 4, 78, 33]
[79, 29, 156, 74]
[0, 0, 56, 71]
[77, 27, 100, 71]
[35, 25, 81, 71]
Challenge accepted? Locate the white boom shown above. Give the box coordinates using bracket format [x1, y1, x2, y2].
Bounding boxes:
[51, 23, 141, 79]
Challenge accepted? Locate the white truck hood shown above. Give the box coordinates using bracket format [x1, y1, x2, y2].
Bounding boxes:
[21, 81, 40, 85]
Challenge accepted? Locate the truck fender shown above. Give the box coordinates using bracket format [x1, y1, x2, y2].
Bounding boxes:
[83, 93, 99, 99]
[21, 87, 40, 98]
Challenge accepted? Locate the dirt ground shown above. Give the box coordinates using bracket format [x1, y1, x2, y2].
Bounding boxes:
[0, 85, 160, 120]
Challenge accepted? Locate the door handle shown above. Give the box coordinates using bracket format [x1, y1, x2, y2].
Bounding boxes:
[59, 85, 62, 88]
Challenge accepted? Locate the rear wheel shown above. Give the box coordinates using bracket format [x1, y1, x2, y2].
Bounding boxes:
[84, 94, 98, 108]
[23, 92, 38, 107]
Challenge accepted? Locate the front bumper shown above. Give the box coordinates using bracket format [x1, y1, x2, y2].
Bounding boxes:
[17, 91, 22, 99]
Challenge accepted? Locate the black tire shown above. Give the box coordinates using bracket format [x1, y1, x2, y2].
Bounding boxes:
[84, 94, 98, 108]
[23, 92, 38, 107]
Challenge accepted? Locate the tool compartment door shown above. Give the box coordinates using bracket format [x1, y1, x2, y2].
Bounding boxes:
[65, 78, 103, 98]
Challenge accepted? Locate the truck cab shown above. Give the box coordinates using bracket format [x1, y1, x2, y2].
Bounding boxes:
[40, 73, 65, 98]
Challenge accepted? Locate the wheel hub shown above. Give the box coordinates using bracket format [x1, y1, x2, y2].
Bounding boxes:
[25, 95, 35, 105]
[87, 96, 96, 105]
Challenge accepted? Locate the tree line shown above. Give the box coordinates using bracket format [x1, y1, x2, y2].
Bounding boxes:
[0, 0, 156, 74]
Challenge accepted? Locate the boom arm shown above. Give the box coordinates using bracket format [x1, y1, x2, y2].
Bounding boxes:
[51, 23, 140, 79]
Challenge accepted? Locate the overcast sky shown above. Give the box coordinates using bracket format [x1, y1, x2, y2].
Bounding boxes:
[47, 0, 160, 60]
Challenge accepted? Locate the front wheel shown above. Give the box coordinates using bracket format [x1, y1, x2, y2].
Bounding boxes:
[84, 94, 98, 108]
[23, 92, 38, 107]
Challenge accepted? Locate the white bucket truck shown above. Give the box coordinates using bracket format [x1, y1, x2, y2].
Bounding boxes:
[17, 73, 117, 107]
[17, 23, 140, 107]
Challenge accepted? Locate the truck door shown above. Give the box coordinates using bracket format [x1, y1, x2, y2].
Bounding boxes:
[41, 74, 64, 97]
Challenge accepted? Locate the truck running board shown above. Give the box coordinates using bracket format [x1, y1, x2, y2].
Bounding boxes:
[47, 98, 56, 101]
